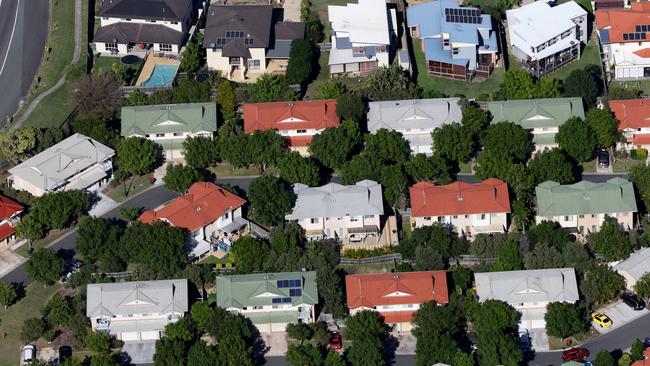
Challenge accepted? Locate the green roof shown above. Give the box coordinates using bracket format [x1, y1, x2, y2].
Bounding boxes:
[216, 271, 318, 313]
[487, 97, 585, 129]
[532, 133, 557, 145]
[120, 103, 218, 136]
[536, 178, 638, 217]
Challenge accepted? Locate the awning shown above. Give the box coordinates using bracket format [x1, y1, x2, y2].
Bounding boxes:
[219, 217, 249, 233]
[65, 165, 108, 191]
[348, 226, 380, 235]
[187, 238, 211, 259]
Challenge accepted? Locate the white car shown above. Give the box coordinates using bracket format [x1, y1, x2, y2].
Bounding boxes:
[22, 344, 35, 364]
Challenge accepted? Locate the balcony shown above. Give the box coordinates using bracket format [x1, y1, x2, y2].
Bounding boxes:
[96, 319, 110, 331]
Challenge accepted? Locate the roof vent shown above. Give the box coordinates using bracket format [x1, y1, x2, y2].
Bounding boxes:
[457, 194, 464, 201]
[393, 274, 400, 279]
[584, 194, 591, 201]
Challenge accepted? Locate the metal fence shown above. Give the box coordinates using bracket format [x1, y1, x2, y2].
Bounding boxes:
[339, 253, 402, 265]
[318, 43, 332, 51]
[119, 84, 172, 97]
[93, 271, 135, 278]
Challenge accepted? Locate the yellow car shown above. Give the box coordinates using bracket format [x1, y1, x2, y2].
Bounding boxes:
[592, 312, 613, 328]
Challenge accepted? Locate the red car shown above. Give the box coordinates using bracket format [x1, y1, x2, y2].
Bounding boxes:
[562, 348, 590, 361]
[329, 333, 342, 350]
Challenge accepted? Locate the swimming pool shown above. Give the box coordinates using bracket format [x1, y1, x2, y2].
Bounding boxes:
[141, 64, 179, 87]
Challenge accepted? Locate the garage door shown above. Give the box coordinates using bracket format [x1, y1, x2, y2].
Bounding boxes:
[121, 332, 139, 341]
[141, 331, 160, 340]
[530, 319, 546, 329]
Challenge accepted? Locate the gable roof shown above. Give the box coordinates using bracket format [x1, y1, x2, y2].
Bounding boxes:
[0, 194, 23, 221]
[286, 180, 384, 220]
[487, 98, 585, 129]
[596, 2, 650, 44]
[121, 103, 217, 136]
[328, 0, 392, 45]
[345, 271, 449, 311]
[216, 271, 318, 309]
[614, 247, 650, 281]
[535, 178, 638, 216]
[243, 100, 340, 133]
[474, 268, 580, 305]
[139, 182, 246, 233]
[98, 0, 191, 21]
[609, 99, 650, 130]
[367, 98, 462, 132]
[94, 22, 185, 46]
[410, 178, 511, 217]
[86, 279, 188, 318]
[8, 133, 115, 192]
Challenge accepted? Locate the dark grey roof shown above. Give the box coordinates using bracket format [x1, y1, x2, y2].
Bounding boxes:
[94, 22, 185, 45]
[266, 39, 292, 58]
[274, 22, 304, 40]
[99, 0, 192, 21]
[203, 5, 273, 57]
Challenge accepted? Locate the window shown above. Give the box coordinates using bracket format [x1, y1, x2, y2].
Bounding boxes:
[229, 57, 240, 65]
[245, 38, 254, 45]
[353, 47, 365, 55]
[591, 214, 596, 218]
[248, 59, 261, 70]
[443, 39, 450, 47]
[561, 30, 572, 39]
[102, 17, 109, 20]
[578, 214, 584, 218]
[155, 133, 165, 137]
[452, 215, 458, 219]
[224, 212, 229, 219]
[437, 216, 445, 223]
[350, 216, 359, 222]
[464, 215, 469, 219]
[480, 214, 486, 220]
[252, 305, 263, 310]
[310, 218, 319, 224]
[289, 288, 302, 297]
[148, 20, 157, 23]
[564, 215, 572, 221]
[173, 132, 183, 137]
[226, 31, 245, 38]
[375, 45, 386, 53]
[144, 134, 150, 138]
[363, 215, 374, 219]
[452, 47, 460, 55]
[548, 37, 558, 45]
[215, 38, 226, 46]
[171, 21, 178, 24]
[159, 44, 173, 52]
[106, 42, 118, 51]
[296, 129, 307, 134]
[424, 217, 431, 221]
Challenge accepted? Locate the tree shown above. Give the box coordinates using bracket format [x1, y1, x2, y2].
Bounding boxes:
[336, 92, 365, 122]
[529, 148, 576, 185]
[317, 77, 347, 99]
[76, 217, 123, 264]
[528, 220, 571, 250]
[308, 120, 361, 169]
[117, 137, 160, 176]
[248, 176, 295, 226]
[70, 71, 121, 118]
[405, 153, 452, 184]
[344, 310, 386, 366]
[564, 69, 599, 107]
[365, 130, 412, 166]
[163, 164, 203, 193]
[119, 206, 142, 222]
[25, 248, 63, 286]
[85, 332, 111, 355]
[588, 216, 633, 261]
[187, 341, 219, 366]
[248, 130, 285, 170]
[324, 349, 346, 366]
[474, 300, 523, 366]
[524, 241, 564, 270]
[631, 338, 645, 361]
[461, 106, 488, 141]
[607, 86, 642, 101]
[482, 121, 532, 162]
[183, 136, 219, 169]
[72, 114, 120, 148]
[502, 69, 536, 100]
[286, 323, 313, 343]
[366, 64, 420, 101]
[164, 317, 196, 342]
[231, 236, 270, 273]
[0, 282, 16, 310]
[180, 33, 203, 73]
[120, 222, 188, 278]
[535, 76, 562, 98]
[216, 80, 236, 117]
[453, 351, 475, 366]
[286, 39, 316, 85]
[126, 90, 149, 106]
[412, 301, 464, 365]
[432, 123, 475, 163]
[277, 152, 320, 186]
[42, 294, 73, 327]
[154, 337, 187, 366]
[586, 108, 619, 148]
[21, 318, 47, 342]
[633, 272, 650, 302]
[630, 164, 650, 210]
[251, 74, 297, 102]
[545, 302, 588, 338]
[492, 240, 523, 271]
[217, 334, 254, 366]
[15, 216, 46, 240]
[286, 343, 323, 366]
[190, 302, 212, 332]
[171, 78, 212, 104]
[0, 127, 40, 163]
[474, 149, 515, 180]
[580, 265, 625, 305]
[593, 350, 616, 366]
[556, 117, 597, 162]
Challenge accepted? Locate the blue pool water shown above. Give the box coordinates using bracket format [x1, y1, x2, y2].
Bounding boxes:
[142, 64, 179, 87]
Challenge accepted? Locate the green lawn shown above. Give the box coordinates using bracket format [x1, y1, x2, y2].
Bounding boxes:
[610, 79, 650, 97]
[613, 158, 646, 172]
[209, 164, 279, 177]
[22, 84, 73, 129]
[103, 175, 155, 202]
[0, 284, 62, 366]
[580, 160, 597, 173]
[16, 228, 73, 257]
[544, 38, 601, 81]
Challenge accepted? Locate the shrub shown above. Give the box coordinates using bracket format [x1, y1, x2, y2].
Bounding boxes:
[631, 148, 648, 160]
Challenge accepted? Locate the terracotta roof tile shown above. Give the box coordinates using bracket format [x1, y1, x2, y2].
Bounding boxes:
[609, 99, 650, 130]
[0, 223, 15, 241]
[0, 194, 22, 221]
[596, 4, 650, 43]
[634, 48, 650, 58]
[634, 134, 650, 145]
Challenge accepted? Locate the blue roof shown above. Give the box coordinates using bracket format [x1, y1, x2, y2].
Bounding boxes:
[423, 38, 469, 66]
[598, 29, 611, 44]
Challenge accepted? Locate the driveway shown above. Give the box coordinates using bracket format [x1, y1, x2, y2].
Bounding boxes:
[529, 328, 550, 352]
[282, 0, 301, 22]
[393, 332, 416, 354]
[260, 332, 288, 356]
[0, 245, 26, 278]
[592, 301, 649, 334]
[122, 341, 156, 364]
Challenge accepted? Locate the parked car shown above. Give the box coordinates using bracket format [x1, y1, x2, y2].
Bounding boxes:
[592, 312, 613, 328]
[598, 149, 610, 168]
[621, 293, 645, 310]
[58, 345, 72, 362]
[22, 344, 35, 364]
[518, 329, 530, 350]
[562, 347, 590, 361]
[329, 332, 342, 350]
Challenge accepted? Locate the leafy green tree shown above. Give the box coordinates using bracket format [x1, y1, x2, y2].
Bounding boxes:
[180, 33, 203, 73]
[183, 136, 219, 169]
[454, 351, 475, 366]
[580, 265, 625, 305]
[85, 332, 111, 355]
[366, 64, 420, 101]
[433, 123, 475, 163]
[607, 87, 642, 101]
[413, 301, 464, 365]
[286, 323, 313, 343]
[492, 240, 523, 271]
[630, 164, 650, 210]
[635, 272, 650, 302]
[529, 148, 576, 185]
[586, 108, 619, 148]
[588, 216, 633, 261]
[187, 341, 219, 366]
[76, 217, 123, 264]
[231, 236, 270, 273]
[217, 334, 254, 366]
[564, 69, 599, 107]
[251, 74, 297, 102]
[317, 78, 347, 99]
[248, 176, 295, 226]
[562, 242, 595, 276]
[126, 90, 149, 106]
[15, 216, 46, 241]
[163, 164, 203, 193]
[308, 120, 361, 169]
[117, 137, 160, 176]
[171, 78, 212, 104]
[451, 267, 472, 294]
[545, 302, 588, 338]
[120, 222, 188, 278]
[474, 150, 514, 180]
[535, 76, 562, 98]
[248, 130, 285, 170]
[72, 114, 120, 149]
[474, 300, 523, 366]
[524, 241, 564, 270]
[324, 349, 346, 366]
[405, 153, 452, 183]
[153, 337, 187, 366]
[593, 350, 616, 366]
[164, 317, 196, 342]
[277, 152, 320, 186]
[0, 127, 40, 163]
[461, 106, 488, 140]
[503, 69, 536, 100]
[286, 343, 322, 366]
[190, 302, 212, 332]
[556, 117, 597, 162]
[42, 294, 73, 327]
[336, 92, 366, 122]
[216, 80, 236, 117]
[344, 310, 386, 366]
[25, 248, 63, 286]
[286, 39, 317, 85]
[0, 282, 16, 310]
[528, 220, 571, 250]
[29, 190, 89, 231]
[364, 129, 411, 165]
[620, 353, 634, 366]
[631, 338, 645, 361]
[482, 121, 532, 162]
[315, 264, 347, 318]
[21, 318, 47, 342]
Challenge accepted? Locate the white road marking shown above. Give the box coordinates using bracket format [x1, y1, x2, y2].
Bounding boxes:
[0, 0, 21, 76]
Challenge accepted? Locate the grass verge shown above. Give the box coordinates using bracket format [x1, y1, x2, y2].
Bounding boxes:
[103, 175, 155, 202]
[613, 159, 645, 173]
[16, 228, 73, 257]
[209, 164, 278, 177]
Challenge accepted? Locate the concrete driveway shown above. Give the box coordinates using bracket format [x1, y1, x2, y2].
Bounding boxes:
[122, 341, 156, 364]
[592, 301, 649, 334]
[393, 332, 416, 354]
[261, 332, 288, 356]
[529, 328, 550, 352]
[282, 0, 301, 21]
[0, 246, 26, 278]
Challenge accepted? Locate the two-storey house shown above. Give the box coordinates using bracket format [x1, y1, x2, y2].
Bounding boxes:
[345, 271, 449, 331]
[93, 0, 199, 55]
[0, 195, 23, 246]
[535, 178, 638, 234]
[609, 99, 650, 150]
[410, 179, 511, 239]
[216, 271, 318, 333]
[367, 98, 462, 155]
[328, 0, 397, 77]
[487, 98, 586, 152]
[121, 103, 218, 160]
[139, 182, 248, 259]
[507, 1, 587, 77]
[203, 5, 304, 82]
[475, 268, 579, 330]
[407, 0, 498, 81]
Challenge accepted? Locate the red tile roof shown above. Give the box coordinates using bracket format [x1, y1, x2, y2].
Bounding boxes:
[632, 349, 650, 366]
[610, 99, 650, 130]
[345, 271, 449, 318]
[634, 134, 650, 145]
[0, 194, 23, 221]
[139, 182, 246, 233]
[288, 135, 314, 147]
[410, 178, 511, 217]
[0, 223, 15, 241]
[634, 48, 650, 58]
[596, 3, 650, 43]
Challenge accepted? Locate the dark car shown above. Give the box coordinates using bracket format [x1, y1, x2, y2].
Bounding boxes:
[58, 345, 72, 362]
[562, 347, 590, 361]
[598, 149, 610, 168]
[622, 293, 645, 310]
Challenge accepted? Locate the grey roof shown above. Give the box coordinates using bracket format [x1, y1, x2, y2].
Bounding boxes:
[286, 180, 384, 220]
[614, 247, 650, 281]
[99, 0, 192, 21]
[94, 22, 185, 45]
[274, 22, 305, 40]
[203, 5, 273, 57]
[474, 268, 580, 305]
[216, 271, 318, 309]
[367, 98, 462, 132]
[86, 279, 188, 318]
[9, 133, 115, 192]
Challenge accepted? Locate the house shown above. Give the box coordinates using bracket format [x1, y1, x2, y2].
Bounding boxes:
[366, 98, 462, 155]
[487, 97, 586, 152]
[631, 348, 650, 366]
[507, 1, 587, 77]
[121, 102, 218, 160]
[92, 0, 200, 56]
[596, 2, 650, 79]
[474, 268, 579, 330]
[242, 100, 340, 155]
[614, 247, 650, 289]
[86, 279, 188, 363]
[409, 179, 511, 238]
[407, 0, 498, 81]
[203, 5, 304, 82]
[609, 99, 650, 150]
[139, 182, 248, 259]
[535, 178, 638, 234]
[216, 271, 318, 333]
[7, 134, 115, 197]
[0, 195, 23, 246]
[593, 0, 625, 11]
[327, 0, 397, 77]
[285, 180, 398, 249]
[345, 271, 449, 331]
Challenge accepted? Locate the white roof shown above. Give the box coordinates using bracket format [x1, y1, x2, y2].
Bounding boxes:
[286, 180, 384, 220]
[475, 268, 580, 305]
[614, 247, 650, 282]
[367, 98, 462, 132]
[328, 0, 391, 45]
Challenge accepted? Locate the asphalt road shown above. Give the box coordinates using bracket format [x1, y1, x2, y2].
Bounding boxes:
[0, 0, 48, 125]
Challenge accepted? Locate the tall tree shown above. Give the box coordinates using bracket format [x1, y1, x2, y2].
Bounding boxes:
[529, 148, 576, 185]
[25, 248, 64, 286]
[117, 137, 160, 176]
[593, 350, 616, 366]
[248, 130, 285, 170]
[230, 236, 270, 274]
[502, 69, 536, 100]
[0, 282, 17, 310]
[482, 121, 532, 162]
[545, 302, 588, 339]
[336, 92, 366, 122]
[70, 71, 121, 118]
[585, 108, 619, 148]
[535, 76, 562, 98]
[524, 241, 564, 270]
[76, 217, 123, 265]
[163, 164, 203, 193]
[0, 127, 40, 163]
[308, 120, 361, 169]
[432, 123, 475, 163]
[579, 265, 625, 306]
[180, 33, 203, 73]
[635, 272, 650, 302]
[286, 39, 317, 85]
[363, 129, 411, 165]
[251, 74, 297, 102]
[474, 300, 523, 366]
[120, 222, 188, 278]
[344, 310, 386, 366]
[564, 69, 599, 107]
[588, 216, 633, 261]
[183, 136, 219, 169]
[248, 176, 295, 226]
[317, 78, 347, 99]
[366, 64, 420, 101]
[277, 152, 320, 186]
[412, 301, 464, 366]
[630, 164, 650, 210]
[556, 117, 597, 162]
[405, 153, 452, 184]
[216, 80, 236, 117]
[492, 240, 523, 271]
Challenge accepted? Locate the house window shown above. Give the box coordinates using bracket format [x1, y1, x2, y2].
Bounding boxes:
[578, 214, 584, 218]
[102, 17, 109, 20]
[159, 44, 173, 52]
[296, 129, 307, 134]
[363, 215, 374, 219]
[350, 216, 359, 222]
[591, 214, 596, 218]
[252, 305, 263, 310]
[173, 132, 183, 137]
[144, 134, 150, 138]
[148, 20, 157, 23]
[443, 39, 450, 47]
[155, 133, 165, 138]
[375, 45, 386, 53]
[171, 21, 178, 24]
[564, 215, 572, 221]
[464, 215, 469, 219]
[452, 215, 458, 219]
[424, 217, 432, 221]
[437, 216, 445, 223]
[353, 47, 365, 55]
[561, 30, 572, 39]
[105, 42, 118, 51]
[479, 214, 486, 220]
[310, 218, 319, 224]
[248, 59, 261, 70]
[452, 47, 460, 55]
[224, 212, 229, 219]
[245, 38, 254, 45]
